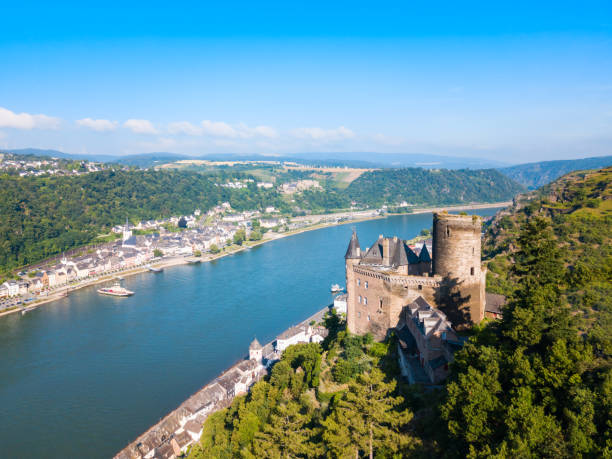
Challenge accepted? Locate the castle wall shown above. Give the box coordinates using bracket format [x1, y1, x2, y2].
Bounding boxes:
[347, 265, 441, 340]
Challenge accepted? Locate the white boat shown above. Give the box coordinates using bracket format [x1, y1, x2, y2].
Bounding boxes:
[330, 284, 344, 293]
[97, 281, 134, 297]
[147, 265, 163, 273]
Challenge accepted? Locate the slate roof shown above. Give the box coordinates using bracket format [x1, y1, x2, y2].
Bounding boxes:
[360, 235, 429, 268]
[344, 230, 361, 259]
[485, 293, 507, 315]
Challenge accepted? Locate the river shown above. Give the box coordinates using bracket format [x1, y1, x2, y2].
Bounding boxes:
[0, 208, 501, 458]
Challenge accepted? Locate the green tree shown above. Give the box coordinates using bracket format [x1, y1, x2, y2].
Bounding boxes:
[323, 368, 413, 458]
[249, 229, 262, 241]
[233, 229, 246, 246]
[209, 244, 220, 254]
[252, 401, 319, 458]
[153, 248, 163, 258]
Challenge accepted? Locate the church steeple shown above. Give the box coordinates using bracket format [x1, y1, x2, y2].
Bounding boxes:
[344, 230, 361, 259]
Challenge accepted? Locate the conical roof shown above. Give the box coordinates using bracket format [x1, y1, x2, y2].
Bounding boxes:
[419, 243, 431, 262]
[249, 337, 262, 350]
[344, 230, 361, 259]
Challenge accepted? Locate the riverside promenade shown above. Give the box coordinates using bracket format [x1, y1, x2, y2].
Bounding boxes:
[114, 305, 331, 459]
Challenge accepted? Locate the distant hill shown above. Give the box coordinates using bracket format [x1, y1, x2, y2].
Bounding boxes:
[2, 148, 119, 163]
[293, 151, 509, 169]
[499, 155, 612, 188]
[345, 168, 525, 207]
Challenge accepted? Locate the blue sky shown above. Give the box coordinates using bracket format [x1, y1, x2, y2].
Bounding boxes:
[1, 1, 611, 163]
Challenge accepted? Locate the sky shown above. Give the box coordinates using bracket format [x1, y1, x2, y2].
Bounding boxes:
[1, 1, 611, 164]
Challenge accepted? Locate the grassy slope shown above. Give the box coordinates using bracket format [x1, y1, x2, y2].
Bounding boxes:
[484, 166, 612, 340]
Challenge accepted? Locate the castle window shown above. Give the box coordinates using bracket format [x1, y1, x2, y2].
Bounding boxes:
[367, 315, 371, 321]
[418, 284, 422, 290]
[472, 247, 475, 255]
[470, 267, 475, 276]
[365, 281, 368, 289]
[446, 226, 450, 237]
[358, 312, 361, 318]
[358, 295, 362, 303]
[357, 279, 360, 286]
[379, 298, 383, 309]
[364, 297, 368, 305]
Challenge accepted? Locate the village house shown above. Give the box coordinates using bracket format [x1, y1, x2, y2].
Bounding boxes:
[396, 296, 464, 384]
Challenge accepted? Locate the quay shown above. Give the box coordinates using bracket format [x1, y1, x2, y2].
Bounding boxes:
[114, 305, 331, 459]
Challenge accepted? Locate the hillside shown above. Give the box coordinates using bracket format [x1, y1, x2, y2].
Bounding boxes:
[500, 155, 612, 188]
[346, 168, 524, 207]
[0, 169, 286, 274]
[484, 167, 611, 333]
[0, 166, 524, 274]
[186, 168, 612, 458]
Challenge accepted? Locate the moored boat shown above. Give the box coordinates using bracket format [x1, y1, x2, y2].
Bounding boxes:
[147, 265, 163, 273]
[97, 281, 134, 297]
[330, 284, 344, 293]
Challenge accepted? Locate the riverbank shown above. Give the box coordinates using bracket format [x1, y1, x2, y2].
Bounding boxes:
[0, 201, 509, 319]
[114, 305, 331, 459]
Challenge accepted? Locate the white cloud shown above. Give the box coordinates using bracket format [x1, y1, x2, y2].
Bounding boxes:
[0, 107, 61, 130]
[238, 123, 278, 139]
[168, 121, 203, 136]
[124, 119, 158, 134]
[76, 118, 117, 132]
[168, 120, 278, 139]
[291, 126, 355, 141]
[201, 120, 239, 138]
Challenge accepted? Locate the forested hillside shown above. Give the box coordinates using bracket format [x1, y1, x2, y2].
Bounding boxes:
[500, 155, 612, 188]
[0, 170, 286, 273]
[346, 168, 524, 207]
[187, 168, 611, 458]
[0, 166, 524, 274]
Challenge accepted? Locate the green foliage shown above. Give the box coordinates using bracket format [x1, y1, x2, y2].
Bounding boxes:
[0, 169, 284, 274]
[233, 228, 246, 246]
[346, 168, 524, 208]
[209, 244, 220, 254]
[248, 229, 262, 241]
[442, 215, 609, 457]
[190, 320, 417, 459]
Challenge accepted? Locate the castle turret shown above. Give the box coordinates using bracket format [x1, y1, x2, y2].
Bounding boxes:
[432, 213, 485, 323]
[344, 230, 361, 260]
[249, 337, 263, 364]
[345, 230, 361, 333]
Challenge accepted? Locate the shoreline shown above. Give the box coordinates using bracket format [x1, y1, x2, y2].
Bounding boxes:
[0, 201, 510, 318]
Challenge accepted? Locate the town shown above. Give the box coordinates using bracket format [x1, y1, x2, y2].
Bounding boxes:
[0, 152, 117, 177]
[0, 201, 384, 313]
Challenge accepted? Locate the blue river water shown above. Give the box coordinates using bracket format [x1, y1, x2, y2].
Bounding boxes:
[0, 208, 500, 458]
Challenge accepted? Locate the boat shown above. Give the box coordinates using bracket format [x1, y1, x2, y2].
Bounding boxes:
[97, 281, 134, 297]
[330, 284, 344, 293]
[147, 265, 163, 273]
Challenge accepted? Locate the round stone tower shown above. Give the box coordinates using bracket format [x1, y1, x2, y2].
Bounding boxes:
[432, 213, 485, 323]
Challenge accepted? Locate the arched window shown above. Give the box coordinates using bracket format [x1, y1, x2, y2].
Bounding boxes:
[470, 267, 475, 276]
[446, 226, 450, 237]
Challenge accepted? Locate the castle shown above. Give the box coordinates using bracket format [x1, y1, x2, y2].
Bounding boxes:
[345, 212, 486, 340]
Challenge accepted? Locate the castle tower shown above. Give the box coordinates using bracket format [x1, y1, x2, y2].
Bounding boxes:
[249, 337, 263, 364]
[344, 230, 361, 333]
[432, 213, 485, 323]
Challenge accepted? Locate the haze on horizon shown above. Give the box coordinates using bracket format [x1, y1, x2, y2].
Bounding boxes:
[1, 1, 611, 164]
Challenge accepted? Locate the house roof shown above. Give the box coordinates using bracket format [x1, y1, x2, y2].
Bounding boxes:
[249, 337, 262, 350]
[360, 235, 430, 268]
[344, 230, 361, 259]
[485, 293, 507, 315]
